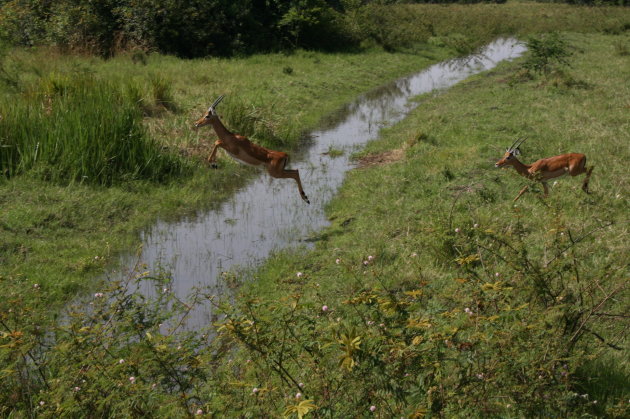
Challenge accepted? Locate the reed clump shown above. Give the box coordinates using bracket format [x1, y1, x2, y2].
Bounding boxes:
[0, 74, 188, 185]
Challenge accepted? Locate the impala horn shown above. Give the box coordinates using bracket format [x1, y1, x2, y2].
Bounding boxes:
[210, 95, 225, 110]
[508, 137, 527, 152]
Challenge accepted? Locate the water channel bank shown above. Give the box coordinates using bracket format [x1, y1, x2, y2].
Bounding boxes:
[115, 38, 527, 328]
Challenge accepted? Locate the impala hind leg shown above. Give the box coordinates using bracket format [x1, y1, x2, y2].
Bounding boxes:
[542, 181, 549, 198]
[582, 166, 594, 193]
[268, 158, 310, 204]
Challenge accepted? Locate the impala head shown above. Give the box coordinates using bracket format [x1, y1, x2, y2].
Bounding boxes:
[194, 95, 224, 128]
[495, 137, 526, 167]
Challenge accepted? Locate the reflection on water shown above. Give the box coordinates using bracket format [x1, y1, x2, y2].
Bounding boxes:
[114, 38, 527, 328]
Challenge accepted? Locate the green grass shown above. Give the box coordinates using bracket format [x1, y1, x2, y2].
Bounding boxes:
[1, 2, 630, 415]
[0, 74, 188, 184]
[0, 42, 454, 311]
[215, 31, 629, 417]
[347, 1, 630, 54]
[2, 44, 453, 150]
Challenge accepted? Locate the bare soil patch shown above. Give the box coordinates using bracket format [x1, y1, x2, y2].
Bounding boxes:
[357, 148, 404, 168]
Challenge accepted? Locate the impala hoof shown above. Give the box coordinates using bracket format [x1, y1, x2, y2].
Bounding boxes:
[211, 163, 218, 169]
[302, 194, 310, 204]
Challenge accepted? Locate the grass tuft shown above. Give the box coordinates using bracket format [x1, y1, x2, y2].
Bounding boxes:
[0, 74, 188, 185]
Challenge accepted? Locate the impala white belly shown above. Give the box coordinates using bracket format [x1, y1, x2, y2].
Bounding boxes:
[541, 169, 567, 180]
[225, 149, 263, 167]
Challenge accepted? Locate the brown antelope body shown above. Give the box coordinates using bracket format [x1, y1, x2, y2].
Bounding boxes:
[195, 95, 310, 204]
[495, 138, 594, 202]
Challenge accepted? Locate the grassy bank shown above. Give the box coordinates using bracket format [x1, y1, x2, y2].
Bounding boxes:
[1, 2, 629, 415]
[2, 2, 629, 312]
[214, 31, 629, 417]
[0, 44, 459, 306]
[349, 1, 630, 54]
[2, 30, 625, 417]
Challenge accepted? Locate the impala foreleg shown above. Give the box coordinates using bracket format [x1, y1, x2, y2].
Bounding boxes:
[285, 169, 310, 204]
[207, 140, 222, 168]
[513, 185, 529, 202]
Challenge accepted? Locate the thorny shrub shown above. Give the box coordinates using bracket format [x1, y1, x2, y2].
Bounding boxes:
[213, 208, 626, 417]
[1, 205, 627, 417]
[522, 32, 572, 75]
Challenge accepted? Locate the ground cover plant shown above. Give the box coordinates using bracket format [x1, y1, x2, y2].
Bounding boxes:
[0, 73, 188, 184]
[2, 1, 628, 311]
[209, 31, 629, 417]
[2, 30, 627, 416]
[0, 41, 461, 307]
[1, 2, 630, 416]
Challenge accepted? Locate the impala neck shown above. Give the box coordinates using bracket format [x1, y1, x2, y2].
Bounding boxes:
[208, 117, 233, 140]
[510, 157, 532, 178]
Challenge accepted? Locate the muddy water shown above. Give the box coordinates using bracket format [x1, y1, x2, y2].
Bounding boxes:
[119, 38, 526, 328]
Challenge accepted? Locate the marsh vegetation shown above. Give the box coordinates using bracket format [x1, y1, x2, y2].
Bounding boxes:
[1, 1, 629, 417]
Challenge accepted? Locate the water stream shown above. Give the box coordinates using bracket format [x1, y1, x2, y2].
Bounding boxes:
[115, 38, 526, 329]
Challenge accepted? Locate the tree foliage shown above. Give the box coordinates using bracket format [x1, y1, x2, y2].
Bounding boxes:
[0, 0, 354, 56]
[0, 0, 525, 57]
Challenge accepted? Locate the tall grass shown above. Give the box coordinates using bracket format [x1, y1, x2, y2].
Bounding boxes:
[205, 32, 629, 417]
[345, 2, 630, 53]
[1, 3, 629, 413]
[0, 74, 188, 185]
[218, 95, 302, 148]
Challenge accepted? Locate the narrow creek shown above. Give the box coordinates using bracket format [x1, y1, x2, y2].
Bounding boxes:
[115, 38, 526, 329]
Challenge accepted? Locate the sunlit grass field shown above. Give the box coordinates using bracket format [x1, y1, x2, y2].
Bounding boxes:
[2, 2, 628, 308]
[230, 31, 629, 417]
[1, 2, 629, 415]
[0, 43, 455, 305]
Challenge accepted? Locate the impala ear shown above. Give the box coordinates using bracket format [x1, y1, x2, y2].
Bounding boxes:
[513, 147, 521, 156]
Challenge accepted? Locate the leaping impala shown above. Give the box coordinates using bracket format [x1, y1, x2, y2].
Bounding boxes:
[194, 95, 310, 204]
[495, 138, 594, 202]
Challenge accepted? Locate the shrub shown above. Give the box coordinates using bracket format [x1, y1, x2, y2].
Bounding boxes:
[209, 205, 627, 417]
[522, 32, 572, 74]
[349, 4, 433, 51]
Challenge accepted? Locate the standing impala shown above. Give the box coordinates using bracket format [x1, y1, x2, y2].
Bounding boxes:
[495, 138, 594, 202]
[195, 95, 310, 204]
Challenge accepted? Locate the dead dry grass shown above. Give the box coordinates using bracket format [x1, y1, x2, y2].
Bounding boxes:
[357, 148, 405, 168]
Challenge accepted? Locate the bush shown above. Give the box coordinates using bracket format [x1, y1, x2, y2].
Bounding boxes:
[348, 4, 433, 51]
[210, 210, 626, 416]
[0, 269, 213, 415]
[522, 32, 572, 74]
[4, 204, 620, 416]
[0, 0, 355, 57]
